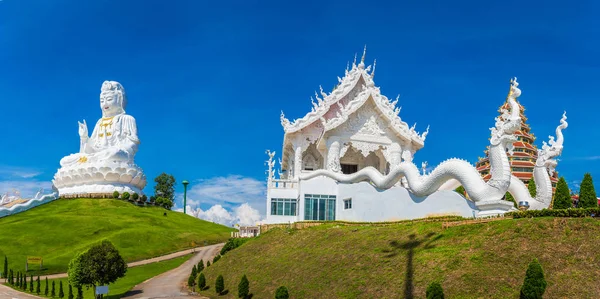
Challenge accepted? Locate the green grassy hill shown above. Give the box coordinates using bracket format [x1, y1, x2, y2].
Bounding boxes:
[0, 198, 233, 274]
[200, 218, 600, 299]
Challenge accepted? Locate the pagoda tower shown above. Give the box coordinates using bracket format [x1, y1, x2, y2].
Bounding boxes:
[475, 98, 559, 192]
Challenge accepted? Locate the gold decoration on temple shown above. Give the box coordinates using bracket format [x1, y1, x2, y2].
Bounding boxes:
[78, 156, 88, 163]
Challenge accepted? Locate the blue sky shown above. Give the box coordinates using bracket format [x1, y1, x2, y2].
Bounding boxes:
[1, 0, 599, 217]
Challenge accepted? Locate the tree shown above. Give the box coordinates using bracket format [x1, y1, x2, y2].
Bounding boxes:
[76, 287, 83, 299]
[191, 265, 198, 279]
[131, 193, 139, 201]
[122, 192, 130, 201]
[29, 274, 34, 292]
[141, 194, 148, 202]
[68, 284, 74, 299]
[520, 258, 547, 299]
[36, 276, 40, 294]
[59, 281, 65, 298]
[112, 191, 119, 199]
[9, 269, 13, 285]
[238, 275, 249, 298]
[578, 173, 597, 208]
[188, 274, 196, 291]
[45, 277, 49, 296]
[527, 177, 537, 198]
[275, 286, 289, 299]
[22, 274, 26, 290]
[454, 186, 466, 197]
[2, 256, 7, 279]
[215, 275, 224, 295]
[197, 260, 204, 273]
[51, 280, 56, 297]
[155, 197, 174, 210]
[553, 177, 572, 209]
[197, 273, 206, 291]
[207, 261, 211, 267]
[426, 281, 445, 299]
[68, 240, 128, 298]
[153, 173, 176, 210]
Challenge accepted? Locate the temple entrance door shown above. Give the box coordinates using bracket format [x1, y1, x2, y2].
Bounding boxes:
[341, 164, 358, 174]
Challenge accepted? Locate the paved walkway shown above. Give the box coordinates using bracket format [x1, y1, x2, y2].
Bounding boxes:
[122, 244, 222, 298]
[0, 243, 223, 298]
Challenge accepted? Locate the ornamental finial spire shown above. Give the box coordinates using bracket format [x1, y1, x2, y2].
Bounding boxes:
[372, 59, 376, 78]
[352, 53, 357, 67]
[360, 45, 367, 66]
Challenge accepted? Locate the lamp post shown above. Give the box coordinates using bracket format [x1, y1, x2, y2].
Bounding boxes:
[182, 180, 189, 215]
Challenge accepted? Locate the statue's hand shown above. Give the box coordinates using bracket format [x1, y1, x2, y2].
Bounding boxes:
[78, 120, 88, 139]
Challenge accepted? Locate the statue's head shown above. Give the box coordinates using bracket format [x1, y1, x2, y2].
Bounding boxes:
[100, 81, 127, 117]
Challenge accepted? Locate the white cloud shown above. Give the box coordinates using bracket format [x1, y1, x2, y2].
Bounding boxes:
[176, 202, 263, 227]
[175, 175, 266, 216]
[0, 165, 43, 179]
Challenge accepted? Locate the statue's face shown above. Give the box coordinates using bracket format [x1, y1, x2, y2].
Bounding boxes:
[100, 91, 120, 117]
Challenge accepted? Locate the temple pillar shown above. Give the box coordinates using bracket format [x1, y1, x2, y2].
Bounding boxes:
[388, 143, 402, 170]
[294, 146, 302, 179]
[326, 140, 342, 173]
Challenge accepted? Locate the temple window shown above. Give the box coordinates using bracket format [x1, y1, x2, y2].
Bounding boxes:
[344, 198, 352, 209]
[304, 194, 336, 221]
[270, 198, 297, 216]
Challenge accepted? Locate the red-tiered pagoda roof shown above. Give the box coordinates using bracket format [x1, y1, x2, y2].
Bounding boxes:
[476, 97, 560, 191]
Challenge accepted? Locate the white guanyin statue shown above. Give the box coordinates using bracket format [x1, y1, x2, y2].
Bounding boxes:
[52, 81, 147, 197]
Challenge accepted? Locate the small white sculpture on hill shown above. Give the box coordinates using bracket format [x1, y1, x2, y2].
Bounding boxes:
[53, 81, 147, 197]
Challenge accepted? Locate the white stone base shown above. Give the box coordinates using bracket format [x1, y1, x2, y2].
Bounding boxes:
[474, 200, 516, 218]
[53, 161, 147, 198]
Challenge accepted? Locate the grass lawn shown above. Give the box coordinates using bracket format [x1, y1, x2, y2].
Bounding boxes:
[199, 217, 600, 298]
[0, 198, 234, 274]
[7, 254, 191, 299]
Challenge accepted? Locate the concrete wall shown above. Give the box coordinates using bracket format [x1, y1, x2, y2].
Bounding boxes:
[266, 176, 479, 224]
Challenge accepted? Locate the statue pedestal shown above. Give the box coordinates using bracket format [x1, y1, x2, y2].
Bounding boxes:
[52, 161, 147, 198]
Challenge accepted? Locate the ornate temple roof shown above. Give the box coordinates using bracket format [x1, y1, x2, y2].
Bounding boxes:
[279, 48, 428, 148]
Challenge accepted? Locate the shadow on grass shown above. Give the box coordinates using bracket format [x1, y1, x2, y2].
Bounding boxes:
[382, 232, 441, 299]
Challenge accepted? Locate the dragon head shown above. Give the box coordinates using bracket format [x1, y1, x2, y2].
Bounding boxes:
[536, 112, 568, 173]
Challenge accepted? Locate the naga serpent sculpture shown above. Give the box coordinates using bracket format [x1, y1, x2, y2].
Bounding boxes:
[300, 78, 523, 204]
[508, 112, 568, 210]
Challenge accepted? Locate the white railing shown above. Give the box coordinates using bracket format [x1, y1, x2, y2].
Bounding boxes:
[268, 179, 298, 189]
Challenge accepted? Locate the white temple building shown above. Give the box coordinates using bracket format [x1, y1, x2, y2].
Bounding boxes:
[266, 50, 471, 224]
[265, 49, 568, 224]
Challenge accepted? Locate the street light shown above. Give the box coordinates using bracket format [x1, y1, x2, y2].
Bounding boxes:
[182, 180, 189, 215]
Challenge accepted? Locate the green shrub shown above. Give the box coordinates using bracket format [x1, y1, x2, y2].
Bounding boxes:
[122, 192, 131, 201]
[187, 274, 195, 291]
[506, 207, 600, 219]
[36, 276, 40, 294]
[51, 280, 55, 297]
[215, 274, 225, 295]
[29, 274, 33, 292]
[426, 281, 444, 299]
[520, 258, 547, 299]
[59, 281, 64, 298]
[45, 277, 48, 295]
[197, 273, 206, 291]
[68, 284, 73, 299]
[220, 238, 249, 255]
[213, 255, 221, 264]
[553, 177, 572, 209]
[141, 194, 148, 202]
[191, 265, 197, 278]
[207, 261, 211, 267]
[197, 260, 204, 273]
[76, 286, 83, 299]
[112, 191, 120, 199]
[578, 173, 597, 208]
[238, 274, 249, 298]
[131, 193, 139, 200]
[275, 286, 289, 299]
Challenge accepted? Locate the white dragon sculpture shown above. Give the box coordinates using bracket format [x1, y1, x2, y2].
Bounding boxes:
[508, 112, 568, 210]
[300, 78, 523, 204]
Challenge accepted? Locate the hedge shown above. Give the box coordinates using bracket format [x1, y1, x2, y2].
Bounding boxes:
[506, 208, 600, 219]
